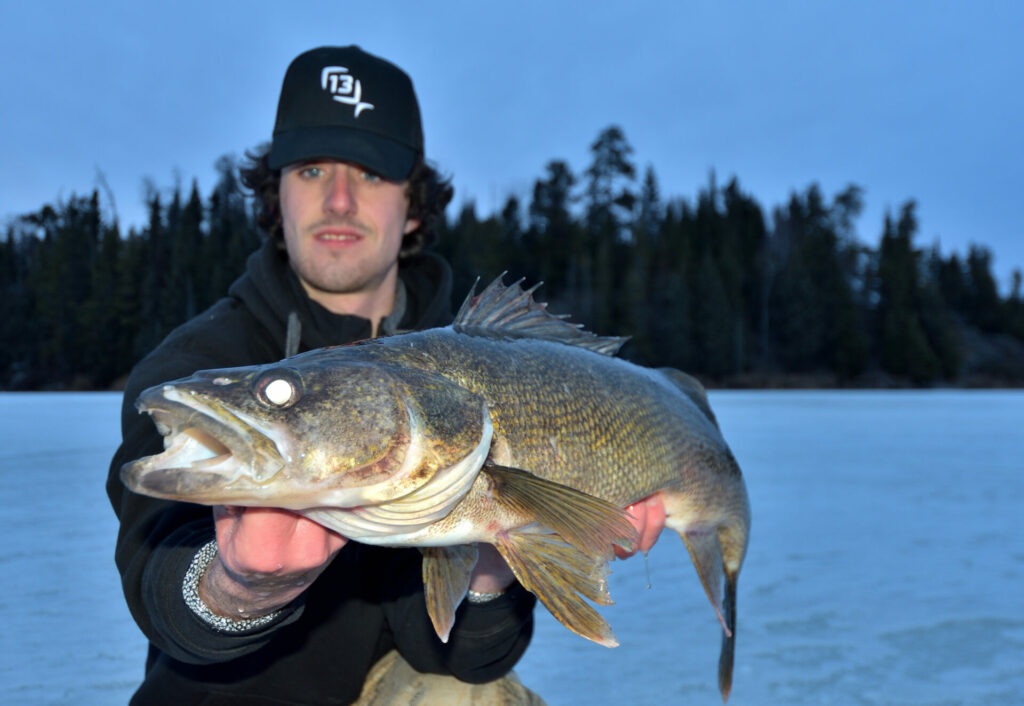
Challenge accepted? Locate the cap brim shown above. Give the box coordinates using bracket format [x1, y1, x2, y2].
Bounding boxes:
[267, 127, 418, 181]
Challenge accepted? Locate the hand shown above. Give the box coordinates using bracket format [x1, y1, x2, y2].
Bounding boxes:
[615, 495, 666, 559]
[199, 506, 347, 619]
[468, 543, 516, 594]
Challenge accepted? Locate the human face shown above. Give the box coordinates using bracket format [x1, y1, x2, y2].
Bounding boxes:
[279, 159, 419, 316]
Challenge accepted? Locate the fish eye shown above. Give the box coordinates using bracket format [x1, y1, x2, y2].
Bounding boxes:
[254, 369, 303, 409]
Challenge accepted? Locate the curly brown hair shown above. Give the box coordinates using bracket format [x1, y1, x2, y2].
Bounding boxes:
[239, 145, 453, 258]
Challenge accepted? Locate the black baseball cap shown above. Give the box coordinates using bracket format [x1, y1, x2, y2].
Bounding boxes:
[267, 46, 423, 180]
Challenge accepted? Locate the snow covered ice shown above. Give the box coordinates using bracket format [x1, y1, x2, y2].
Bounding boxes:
[1, 390, 1021, 705]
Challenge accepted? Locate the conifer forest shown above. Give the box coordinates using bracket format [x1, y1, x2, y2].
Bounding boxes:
[3, 127, 1023, 390]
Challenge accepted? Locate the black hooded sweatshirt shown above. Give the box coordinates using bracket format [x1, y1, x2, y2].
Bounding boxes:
[106, 240, 536, 705]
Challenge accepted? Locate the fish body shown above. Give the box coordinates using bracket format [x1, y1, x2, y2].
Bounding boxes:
[122, 277, 750, 701]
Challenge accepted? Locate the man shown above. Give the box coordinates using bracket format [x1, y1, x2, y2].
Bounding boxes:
[106, 46, 536, 705]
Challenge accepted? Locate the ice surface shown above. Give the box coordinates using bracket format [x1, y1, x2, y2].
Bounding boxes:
[0, 393, 146, 705]
[1, 391, 1021, 704]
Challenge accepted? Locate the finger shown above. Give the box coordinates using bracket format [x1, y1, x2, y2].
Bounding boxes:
[215, 507, 346, 574]
[615, 501, 648, 559]
[638, 496, 666, 553]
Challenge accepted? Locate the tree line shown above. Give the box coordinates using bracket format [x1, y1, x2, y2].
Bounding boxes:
[3, 126, 1023, 390]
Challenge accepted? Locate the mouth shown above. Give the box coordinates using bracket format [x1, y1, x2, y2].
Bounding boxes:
[150, 411, 235, 470]
[120, 385, 285, 500]
[313, 226, 366, 246]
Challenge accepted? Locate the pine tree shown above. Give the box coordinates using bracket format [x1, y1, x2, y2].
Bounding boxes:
[963, 245, 1001, 332]
[874, 203, 942, 382]
[583, 126, 637, 333]
[0, 226, 31, 387]
[1005, 269, 1024, 341]
[78, 216, 123, 387]
[622, 166, 661, 363]
[525, 160, 579, 308]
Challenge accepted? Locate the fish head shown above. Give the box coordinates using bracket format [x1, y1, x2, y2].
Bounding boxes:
[120, 350, 490, 511]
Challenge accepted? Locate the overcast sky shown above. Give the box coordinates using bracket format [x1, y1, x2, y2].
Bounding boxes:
[3, 1, 1022, 287]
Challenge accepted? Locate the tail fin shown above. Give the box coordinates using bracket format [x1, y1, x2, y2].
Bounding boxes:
[718, 567, 738, 701]
[662, 487, 748, 702]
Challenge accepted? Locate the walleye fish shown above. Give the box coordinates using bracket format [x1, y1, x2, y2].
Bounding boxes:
[122, 276, 751, 701]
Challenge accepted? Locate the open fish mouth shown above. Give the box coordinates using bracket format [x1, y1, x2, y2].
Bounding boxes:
[120, 384, 286, 500]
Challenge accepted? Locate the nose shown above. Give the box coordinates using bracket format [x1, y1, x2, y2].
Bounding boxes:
[324, 167, 356, 215]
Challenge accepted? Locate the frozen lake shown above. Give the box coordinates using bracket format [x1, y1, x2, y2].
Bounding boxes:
[1, 391, 1021, 705]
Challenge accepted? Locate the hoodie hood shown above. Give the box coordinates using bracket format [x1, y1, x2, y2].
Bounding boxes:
[229, 239, 453, 356]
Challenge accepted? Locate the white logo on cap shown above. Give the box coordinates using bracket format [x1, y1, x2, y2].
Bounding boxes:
[321, 66, 374, 117]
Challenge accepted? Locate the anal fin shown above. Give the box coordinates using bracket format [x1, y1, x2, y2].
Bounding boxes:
[495, 528, 618, 647]
[421, 545, 478, 643]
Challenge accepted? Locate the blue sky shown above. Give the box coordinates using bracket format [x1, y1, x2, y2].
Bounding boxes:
[3, 1, 1022, 287]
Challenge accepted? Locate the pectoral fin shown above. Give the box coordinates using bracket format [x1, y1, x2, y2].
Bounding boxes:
[481, 463, 638, 556]
[421, 545, 478, 643]
[495, 527, 619, 647]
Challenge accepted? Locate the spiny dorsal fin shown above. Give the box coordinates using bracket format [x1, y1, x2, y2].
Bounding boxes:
[452, 273, 628, 356]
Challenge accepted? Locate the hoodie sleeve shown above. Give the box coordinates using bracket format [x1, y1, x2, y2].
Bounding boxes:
[380, 550, 537, 683]
[105, 303, 301, 664]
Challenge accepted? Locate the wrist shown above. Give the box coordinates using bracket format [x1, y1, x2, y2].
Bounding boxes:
[184, 540, 285, 632]
[466, 587, 507, 604]
[468, 543, 516, 595]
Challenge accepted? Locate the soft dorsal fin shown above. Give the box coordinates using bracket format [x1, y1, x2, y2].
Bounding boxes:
[452, 274, 628, 356]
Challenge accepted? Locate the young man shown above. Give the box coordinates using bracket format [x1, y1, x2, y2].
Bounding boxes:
[106, 46, 535, 705]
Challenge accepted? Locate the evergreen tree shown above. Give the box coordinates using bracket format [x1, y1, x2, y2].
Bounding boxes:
[622, 166, 661, 363]
[4, 125, 1021, 388]
[438, 201, 509, 299]
[203, 155, 261, 306]
[721, 178, 769, 372]
[135, 186, 170, 357]
[1005, 269, 1024, 340]
[691, 249, 734, 377]
[0, 226, 32, 387]
[164, 181, 203, 327]
[648, 200, 695, 370]
[583, 126, 637, 333]
[78, 217, 124, 387]
[525, 160, 580, 308]
[874, 203, 942, 382]
[963, 245, 1001, 332]
[117, 228, 148, 370]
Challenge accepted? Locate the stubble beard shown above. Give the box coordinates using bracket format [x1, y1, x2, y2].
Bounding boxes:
[290, 221, 400, 298]
[299, 257, 396, 298]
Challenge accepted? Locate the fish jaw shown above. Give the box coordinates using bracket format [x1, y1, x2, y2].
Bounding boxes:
[120, 380, 290, 504]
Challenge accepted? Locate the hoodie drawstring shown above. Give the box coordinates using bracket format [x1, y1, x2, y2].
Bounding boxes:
[285, 312, 301, 358]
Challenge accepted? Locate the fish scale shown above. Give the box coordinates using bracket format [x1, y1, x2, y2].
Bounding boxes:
[121, 276, 751, 702]
[427, 332, 730, 506]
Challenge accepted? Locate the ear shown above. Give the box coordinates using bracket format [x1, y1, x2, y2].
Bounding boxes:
[404, 217, 421, 235]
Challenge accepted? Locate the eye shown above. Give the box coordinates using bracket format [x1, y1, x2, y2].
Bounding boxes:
[299, 165, 323, 179]
[360, 169, 383, 184]
[254, 368, 303, 409]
